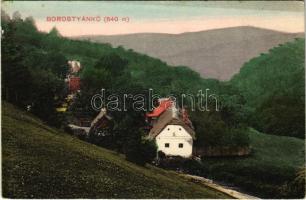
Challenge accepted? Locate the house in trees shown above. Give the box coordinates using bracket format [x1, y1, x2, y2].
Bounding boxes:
[146, 99, 195, 158]
[68, 108, 112, 138]
[65, 60, 81, 93]
[68, 76, 80, 93]
[89, 108, 113, 136]
[68, 60, 81, 74]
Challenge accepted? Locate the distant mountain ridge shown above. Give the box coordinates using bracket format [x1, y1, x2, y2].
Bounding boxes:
[75, 26, 304, 80]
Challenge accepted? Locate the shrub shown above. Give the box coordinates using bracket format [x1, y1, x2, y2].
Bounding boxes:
[279, 167, 306, 198]
[182, 159, 203, 175]
[140, 139, 157, 163]
[125, 136, 157, 166]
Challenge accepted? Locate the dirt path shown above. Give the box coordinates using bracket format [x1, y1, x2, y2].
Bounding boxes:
[180, 174, 260, 199]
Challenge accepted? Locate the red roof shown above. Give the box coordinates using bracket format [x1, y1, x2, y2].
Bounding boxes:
[69, 77, 80, 93]
[146, 99, 173, 117]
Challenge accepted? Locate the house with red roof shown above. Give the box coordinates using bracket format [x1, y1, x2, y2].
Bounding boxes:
[146, 98, 195, 158]
[68, 76, 80, 93]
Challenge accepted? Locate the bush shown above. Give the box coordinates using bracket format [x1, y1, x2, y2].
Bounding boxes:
[254, 96, 305, 138]
[191, 109, 250, 148]
[125, 136, 157, 166]
[157, 151, 166, 159]
[140, 139, 157, 163]
[64, 125, 74, 135]
[157, 156, 186, 170]
[87, 127, 115, 149]
[279, 167, 306, 198]
[182, 159, 203, 175]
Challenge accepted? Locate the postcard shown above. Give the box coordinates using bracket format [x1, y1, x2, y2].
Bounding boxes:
[1, 1, 305, 199]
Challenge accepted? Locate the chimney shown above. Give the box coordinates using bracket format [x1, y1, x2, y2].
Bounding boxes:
[171, 101, 178, 118]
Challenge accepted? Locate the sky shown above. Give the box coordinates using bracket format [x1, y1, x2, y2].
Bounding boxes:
[2, 1, 305, 36]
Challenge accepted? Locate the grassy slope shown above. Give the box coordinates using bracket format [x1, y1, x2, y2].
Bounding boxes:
[202, 128, 304, 197]
[247, 128, 304, 168]
[203, 128, 304, 173]
[2, 102, 229, 199]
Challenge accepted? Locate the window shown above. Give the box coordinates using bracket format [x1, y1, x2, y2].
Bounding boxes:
[165, 143, 170, 148]
[178, 143, 183, 148]
[179, 128, 182, 131]
[167, 128, 170, 131]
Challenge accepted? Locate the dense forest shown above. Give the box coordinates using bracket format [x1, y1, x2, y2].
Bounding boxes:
[1, 11, 250, 152]
[1, 11, 305, 198]
[231, 38, 305, 138]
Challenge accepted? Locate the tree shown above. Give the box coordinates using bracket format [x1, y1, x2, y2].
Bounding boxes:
[94, 52, 128, 77]
[12, 11, 22, 21]
[49, 27, 61, 37]
[30, 69, 65, 127]
[44, 51, 68, 78]
[191, 102, 250, 148]
[1, 10, 11, 23]
[2, 19, 32, 106]
[255, 95, 305, 138]
[124, 131, 157, 166]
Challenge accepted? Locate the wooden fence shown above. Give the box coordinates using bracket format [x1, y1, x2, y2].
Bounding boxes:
[194, 146, 251, 157]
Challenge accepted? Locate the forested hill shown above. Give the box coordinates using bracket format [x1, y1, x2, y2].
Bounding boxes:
[1, 13, 251, 159]
[2, 13, 304, 140]
[230, 38, 305, 138]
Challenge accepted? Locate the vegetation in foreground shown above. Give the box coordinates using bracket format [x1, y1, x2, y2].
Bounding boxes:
[174, 128, 305, 198]
[2, 102, 230, 198]
[203, 128, 304, 198]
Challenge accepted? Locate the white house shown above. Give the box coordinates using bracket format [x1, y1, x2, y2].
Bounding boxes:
[147, 106, 195, 158]
[68, 60, 81, 73]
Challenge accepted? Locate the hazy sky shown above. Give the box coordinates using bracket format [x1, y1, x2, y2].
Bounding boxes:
[2, 1, 304, 36]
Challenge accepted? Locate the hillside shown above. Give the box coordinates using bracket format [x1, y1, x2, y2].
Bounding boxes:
[231, 38, 305, 106]
[200, 128, 304, 198]
[2, 102, 229, 198]
[230, 38, 305, 138]
[76, 26, 303, 80]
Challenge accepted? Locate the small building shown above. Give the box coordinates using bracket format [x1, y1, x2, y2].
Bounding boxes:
[147, 100, 195, 158]
[68, 60, 81, 74]
[68, 76, 81, 93]
[67, 109, 112, 137]
[89, 108, 113, 136]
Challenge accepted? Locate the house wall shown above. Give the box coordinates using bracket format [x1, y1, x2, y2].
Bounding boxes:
[69, 77, 80, 93]
[156, 125, 193, 158]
